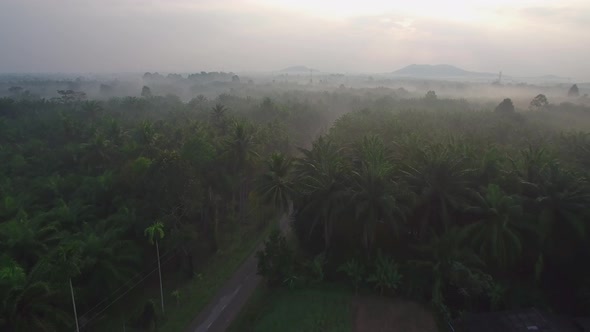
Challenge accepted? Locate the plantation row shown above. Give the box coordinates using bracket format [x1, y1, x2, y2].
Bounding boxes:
[257, 107, 590, 325]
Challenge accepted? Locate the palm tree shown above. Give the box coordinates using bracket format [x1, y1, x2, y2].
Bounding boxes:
[410, 228, 491, 322]
[464, 184, 525, 269]
[257, 152, 294, 214]
[49, 237, 88, 332]
[349, 136, 406, 255]
[3, 241, 85, 332]
[224, 121, 259, 222]
[510, 145, 549, 186]
[79, 130, 113, 171]
[76, 220, 140, 300]
[528, 162, 590, 257]
[225, 121, 259, 173]
[0, 258, 26, 286]
[1, 277, 71, 331]
[80, 100, 103, 122]
[0, 219, 61, 271]
[296, 136, 347, 251]
[210, 104, 228, 135]
[136, 120, 159, 150]
[106, 118, 129, 146]
[145, 222, 165, 314]
[402, 145, 473, 239]
[560, 132, 590, 168]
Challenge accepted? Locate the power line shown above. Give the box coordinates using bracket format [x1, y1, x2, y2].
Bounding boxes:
[79, 252, 178, 329]
[77, 246, 177, 321]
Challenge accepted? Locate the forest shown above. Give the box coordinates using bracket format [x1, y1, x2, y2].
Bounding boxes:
[1, 76, 590, 331]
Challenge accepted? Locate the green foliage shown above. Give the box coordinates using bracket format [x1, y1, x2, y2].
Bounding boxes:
[495, 98, 515, 113]
[144, 221, 165, 244]
[3, 82, 590, 329]
[229, 287, 353, 332]
[0, 92, 299, 329]
[134, 299, 158, 331]
[286, 101, 590, 319]
[0, 257, 26, 286]
[256, 230, 294, 287]
[141, 86, 152, 98]
[306, 252, 327, 284]
[367, 252, 402, 295]
[171, 289, 181, 305]
[529, 94, 549, 111]
[338, 258, 365, 292]
[463, 184, 525, 268]
[257, 152, 294, 213]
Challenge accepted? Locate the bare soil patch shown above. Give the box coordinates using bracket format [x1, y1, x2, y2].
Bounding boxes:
[353, 295, 438, 332]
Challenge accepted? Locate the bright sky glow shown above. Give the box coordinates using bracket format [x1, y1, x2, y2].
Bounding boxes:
[0, 0, 588, 79]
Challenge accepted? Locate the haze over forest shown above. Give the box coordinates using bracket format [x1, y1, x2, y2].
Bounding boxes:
[3, 1, 590, 332]
[1, 0, 590, 80]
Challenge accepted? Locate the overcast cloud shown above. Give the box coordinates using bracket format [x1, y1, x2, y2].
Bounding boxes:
[0, 0, 588, 79]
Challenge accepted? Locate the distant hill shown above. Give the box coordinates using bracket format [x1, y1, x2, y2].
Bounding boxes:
[392, 64, 495, 78]
[279, 66, 318, 73]
[539, 74, 562, 79]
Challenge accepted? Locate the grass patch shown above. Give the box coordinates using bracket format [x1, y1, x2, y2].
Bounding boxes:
[88, 215, 275, 332]
[228, 284, 354, 332]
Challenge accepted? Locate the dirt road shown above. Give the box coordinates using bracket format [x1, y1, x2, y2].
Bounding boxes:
[185, 205, 292, 332]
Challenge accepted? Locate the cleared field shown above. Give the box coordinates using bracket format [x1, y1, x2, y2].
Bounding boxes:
[229, 285, 354, 332]
[229, 284, 439, 332]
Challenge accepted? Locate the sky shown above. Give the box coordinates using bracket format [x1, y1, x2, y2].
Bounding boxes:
[0, 0, 589, 79]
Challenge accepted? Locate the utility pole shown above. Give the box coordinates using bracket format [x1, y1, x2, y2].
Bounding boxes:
[70, 278, 80, 332]
[156, 240, 164, 314]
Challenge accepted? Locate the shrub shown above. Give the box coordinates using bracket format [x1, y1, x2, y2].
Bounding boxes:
[256, 230, 294, 286]
[306, 252, 327, 284]
[338, 258, 365, 293]
[367, 252, 402, 295]
[133, 299, 158, 331]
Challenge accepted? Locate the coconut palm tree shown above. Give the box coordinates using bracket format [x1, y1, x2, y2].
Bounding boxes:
[144, 222, 165, 314]
[224, 120, 259, 222]
[257, 152, 294, 214]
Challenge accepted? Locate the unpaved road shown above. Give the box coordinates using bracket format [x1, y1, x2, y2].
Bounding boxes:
[185, 205, 292, 332]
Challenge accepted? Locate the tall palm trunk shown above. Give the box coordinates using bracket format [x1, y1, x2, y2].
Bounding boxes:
[207, 186, 218, 252]
[239, 175, 248, 223]
[323, 208, 333, 251]
[156, 240, 164, 314]
[70, 278, 80, 332]
[214, 200, 219, 250]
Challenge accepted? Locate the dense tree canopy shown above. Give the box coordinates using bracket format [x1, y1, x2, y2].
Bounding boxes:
[281, 105, 590, 324]
[2, 81, 590, 330]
